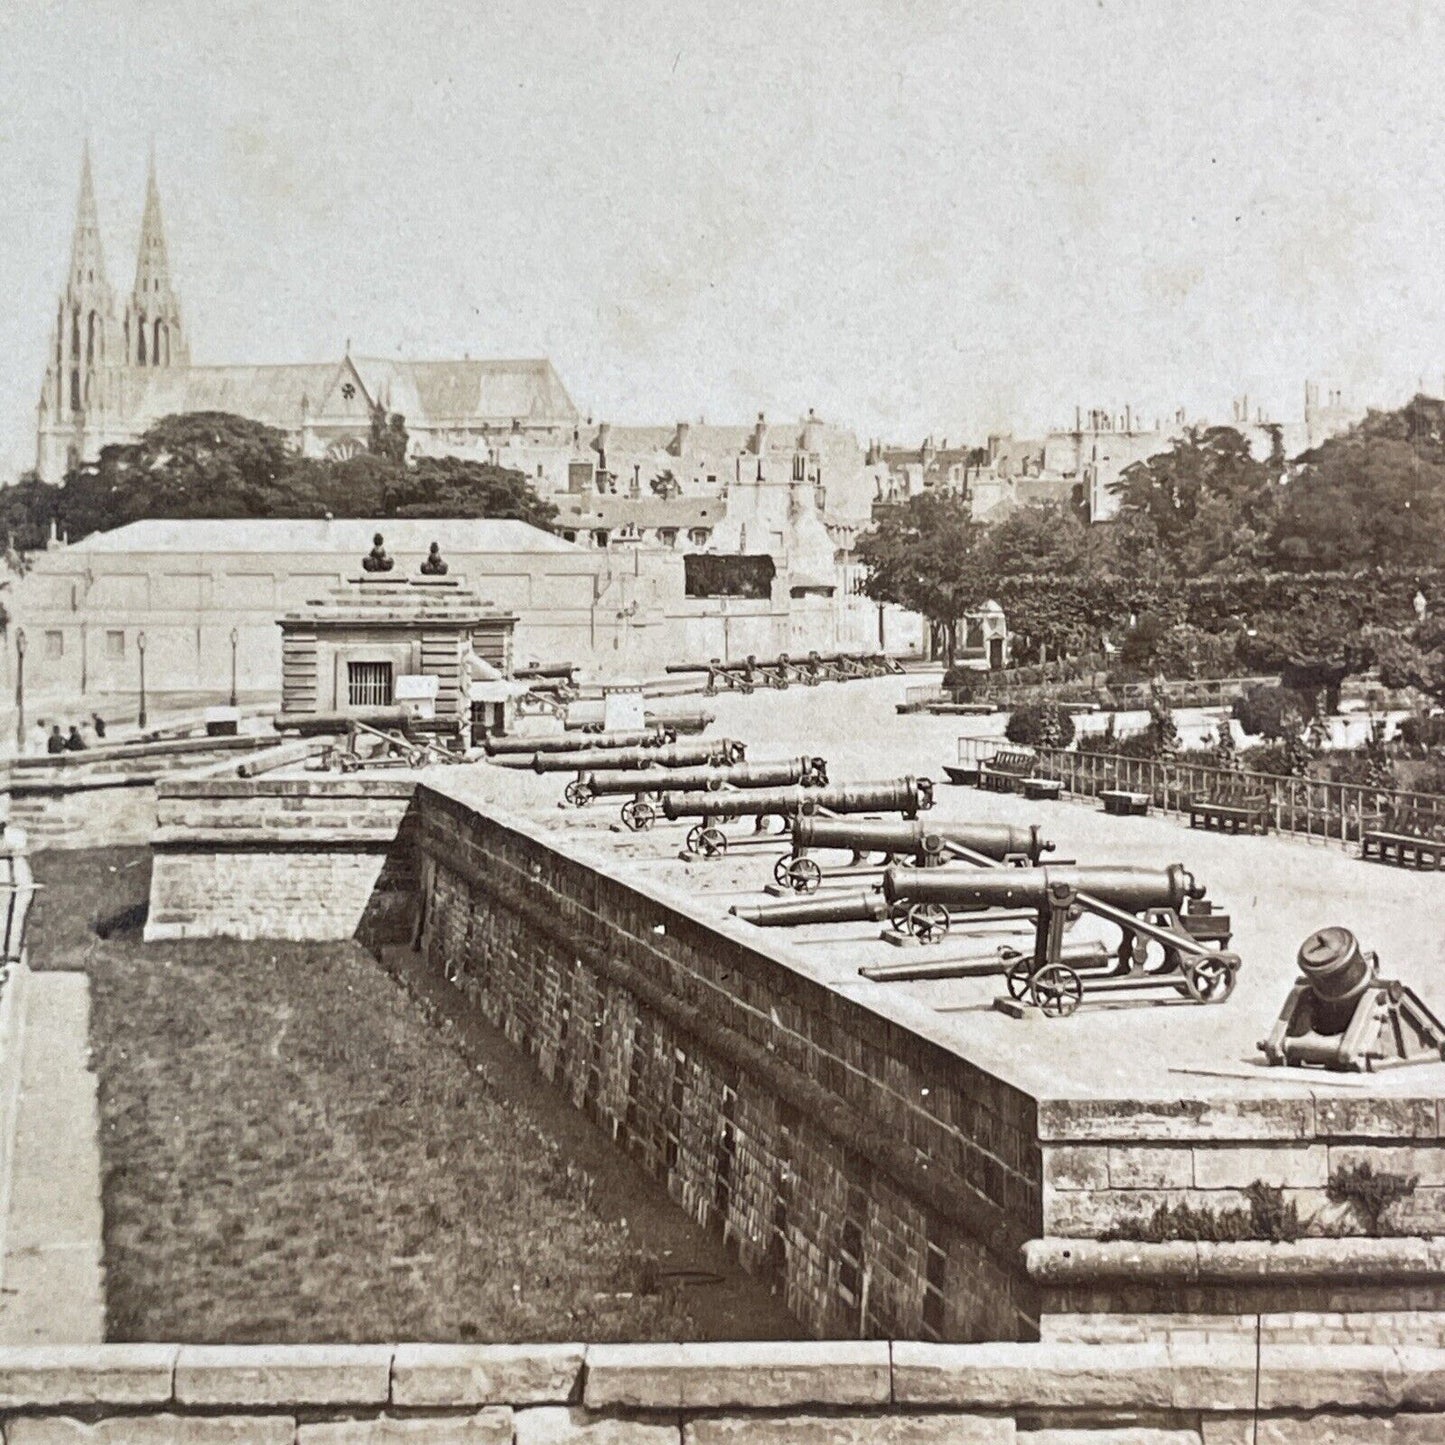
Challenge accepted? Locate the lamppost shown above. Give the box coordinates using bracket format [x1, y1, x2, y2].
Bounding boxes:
[13, 629, 25, 752]
[136, 631, 147, 728]
[229, 627, 239, 708]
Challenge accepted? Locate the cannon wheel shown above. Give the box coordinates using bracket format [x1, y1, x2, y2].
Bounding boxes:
[687, 824, 728, 859]
[907, 902, 951, 945]
[1031, 964, 1083, 1018]
[1004, 955, 1033, 1001]
[621, 797, 656, 832]
[887, 900, 914, 935]
[778, 855, 822, 894]
[564, 779, 592, 808]
[1180, 954, 1236, 1004]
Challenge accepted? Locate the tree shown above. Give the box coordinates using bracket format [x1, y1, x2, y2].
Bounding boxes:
[368, 405, 409, 465]
[385, 455, 558, 528]
[1111, 425, 1280, 571]
[1377, 615, 1445, 709]
[855, 492, 990, 661]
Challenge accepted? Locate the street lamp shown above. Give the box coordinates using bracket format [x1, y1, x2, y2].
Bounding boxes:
[136, 631, 147, 728]
[229, 627, 239, 708]
[13, 629, 25, 752]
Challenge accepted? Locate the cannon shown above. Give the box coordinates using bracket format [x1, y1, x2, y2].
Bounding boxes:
[483, 729, 670, 757]
[731, 889, 891, 928]
[661, 778, 934, 857]
[774, 816, 1053, 892]
[514, 662, 578, 682]
[1259, 927, 1445, 1071]
[875, 863, 1239, 1015]
[533, 740, 746, 773]
[567, 756, 829, 821]
[664, 654, 796, 694]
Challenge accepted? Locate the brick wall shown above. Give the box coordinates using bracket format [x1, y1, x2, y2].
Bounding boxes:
[0, 1340, 1442, 1443]
[415, 785, 1043, 1343]
[145, 775, 418, 942]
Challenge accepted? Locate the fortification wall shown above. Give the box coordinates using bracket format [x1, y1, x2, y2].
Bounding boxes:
[0, 1339, 1441, 1443]
[412, 780, 1445, 1345]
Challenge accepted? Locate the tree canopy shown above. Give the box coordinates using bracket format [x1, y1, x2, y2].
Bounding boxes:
[0, 410, 558, 548]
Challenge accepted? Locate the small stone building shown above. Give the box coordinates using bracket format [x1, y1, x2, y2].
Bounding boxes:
[277, 566, 517, 734]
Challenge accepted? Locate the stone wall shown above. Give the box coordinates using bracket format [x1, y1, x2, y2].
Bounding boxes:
[410, 782, 1445, 1345]
[0, 1340, 1442, 1442]
[416, 785, 1043, 1344]
[145, 774, 418, 942]
[5, 735, 277, 850]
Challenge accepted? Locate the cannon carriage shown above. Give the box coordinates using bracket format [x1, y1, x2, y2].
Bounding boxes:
[875, 863, 1240, 1016]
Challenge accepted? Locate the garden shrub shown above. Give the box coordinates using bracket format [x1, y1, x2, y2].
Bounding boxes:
[1234, 683, 1314, 739]
[941, 665, 981, 700]
[1004, 700, 1076, 749]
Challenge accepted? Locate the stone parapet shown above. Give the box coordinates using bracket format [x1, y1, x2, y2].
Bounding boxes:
[0, 1341, 1440, 1441]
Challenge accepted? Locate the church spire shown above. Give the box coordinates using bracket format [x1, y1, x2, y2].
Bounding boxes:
[68, 140, 109, 291]
[125, 145, 187, 369]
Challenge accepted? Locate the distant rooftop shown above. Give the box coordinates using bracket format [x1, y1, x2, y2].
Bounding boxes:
[66, 517, 579, 555]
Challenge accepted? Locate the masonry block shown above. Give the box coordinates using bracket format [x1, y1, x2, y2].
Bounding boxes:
[391, 1344, 584, 1406]
[174, 1344, 393, 1406]
[1016, 1430, 1200, 1444]
[683, 1413, 1013, 1443]
[0, 1346, 178, 1407]
[1255, 1343, 1407, 1410]
[296, 1410, 515, 1443]
[1106, 1146, 1193, 1190]
[513, 1406, 681, 1444]
[5, 1417, 295, 1444]
[583, 1342, 890, 1410]
[1193, 1144, 1329, 1190]
[1254, 1417, 1445, 1444]
[892, 1342, 1175, 1410]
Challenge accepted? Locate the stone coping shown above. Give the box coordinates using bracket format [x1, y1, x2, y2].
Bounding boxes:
[151, 827, 407, 850]
[1025, 1235, 1445, 1284]
[0, 1340, 1442, 1411]
[157, 776, 420, 798]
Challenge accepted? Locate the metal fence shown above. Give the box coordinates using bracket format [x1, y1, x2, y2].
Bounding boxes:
[978, 675, 1277, 710]
[1028, 746, 1445, 848]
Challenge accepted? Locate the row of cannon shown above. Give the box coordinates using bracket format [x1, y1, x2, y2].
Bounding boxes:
[664, 651, 904, 694]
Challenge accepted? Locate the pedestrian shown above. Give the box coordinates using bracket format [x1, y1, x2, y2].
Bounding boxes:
[91, 713, 107, 741]
[29, 719, 48, 757]
[46, 724, 65, 755]
[65, 724, 86, 752]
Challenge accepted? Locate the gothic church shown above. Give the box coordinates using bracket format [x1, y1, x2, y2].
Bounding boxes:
[36, 147, 579, 483]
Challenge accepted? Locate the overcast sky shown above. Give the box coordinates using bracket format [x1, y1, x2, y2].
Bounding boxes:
[2, 0, 1443, 474]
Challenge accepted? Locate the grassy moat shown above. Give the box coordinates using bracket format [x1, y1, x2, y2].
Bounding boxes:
[30, 848, 801, 1344]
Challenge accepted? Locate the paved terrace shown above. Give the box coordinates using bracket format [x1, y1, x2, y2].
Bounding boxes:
[433, 673, 1445, 1110]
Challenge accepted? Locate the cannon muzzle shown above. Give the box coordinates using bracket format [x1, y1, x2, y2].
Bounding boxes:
[663, 777, 932, 821]
[730, 889, 889, 928]
[883, 863, 1200, 915]
[791, 816, 1049, 864]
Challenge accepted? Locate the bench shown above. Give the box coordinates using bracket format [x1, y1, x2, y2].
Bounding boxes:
[979, 749, 1037, 794]
[1101, 789, 1150, 817]
[1362, 808, 1445, 869]
[1188, 790, 1271, 835]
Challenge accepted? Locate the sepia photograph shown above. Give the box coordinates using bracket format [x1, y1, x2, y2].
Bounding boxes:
[0, 0, 1442, 1438]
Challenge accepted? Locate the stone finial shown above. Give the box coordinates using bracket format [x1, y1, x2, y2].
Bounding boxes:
[361, 532, 394, 573]
[420, 542, 449, 576]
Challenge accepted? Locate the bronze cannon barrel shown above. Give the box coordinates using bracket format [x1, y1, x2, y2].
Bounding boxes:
[533, 740, 745, 772]
[514, 662, 577, 681]
[882, 863, 1201, 915]
[730, 889, 889, 928]
[791, 816, 1050, 864]
[663, 777, 932, 821]
[483, 729, 665, 757]
[578, 758, 823, 798]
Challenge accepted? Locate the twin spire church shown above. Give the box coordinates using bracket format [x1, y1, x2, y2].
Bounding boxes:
[35, 147, 579, 484]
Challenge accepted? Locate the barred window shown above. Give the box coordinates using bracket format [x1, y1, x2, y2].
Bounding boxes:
[347, 661, 393, 707]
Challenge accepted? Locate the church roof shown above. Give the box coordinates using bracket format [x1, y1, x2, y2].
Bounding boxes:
[553, 496, 722, 531]
[67, 517, 578, 555]
[356, 357, 578, 425]
[114, 363, 338, 431]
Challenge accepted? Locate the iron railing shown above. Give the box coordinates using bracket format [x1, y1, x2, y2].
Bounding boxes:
[1027, 746, 1445, 848]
